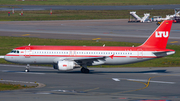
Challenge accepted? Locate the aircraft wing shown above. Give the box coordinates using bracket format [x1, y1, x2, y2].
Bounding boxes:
[65, 56, 106, 61]
[64, 54, 114, 61]
[63, 55, 114, 65]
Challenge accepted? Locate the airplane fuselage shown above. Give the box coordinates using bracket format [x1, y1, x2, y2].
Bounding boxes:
[5, 46, 175, 65]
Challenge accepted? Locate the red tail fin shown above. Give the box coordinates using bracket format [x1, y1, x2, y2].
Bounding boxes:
[139, 20, 173, 49]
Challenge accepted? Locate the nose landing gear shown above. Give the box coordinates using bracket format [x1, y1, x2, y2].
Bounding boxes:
[25, 64, 30, 72]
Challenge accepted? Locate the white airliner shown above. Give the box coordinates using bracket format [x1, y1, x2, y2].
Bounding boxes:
[4, 20, 175, 73]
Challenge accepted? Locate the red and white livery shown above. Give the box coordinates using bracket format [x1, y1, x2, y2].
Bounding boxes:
[4, 20, 175, 73]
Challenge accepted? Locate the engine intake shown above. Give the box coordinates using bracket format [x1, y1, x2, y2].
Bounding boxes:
[54, 61, 76, 71]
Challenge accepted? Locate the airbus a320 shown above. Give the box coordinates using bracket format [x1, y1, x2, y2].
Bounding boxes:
[4, 20, 175, 73]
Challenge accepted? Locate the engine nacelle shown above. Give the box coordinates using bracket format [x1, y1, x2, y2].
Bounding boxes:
[56, 61, 75, 71]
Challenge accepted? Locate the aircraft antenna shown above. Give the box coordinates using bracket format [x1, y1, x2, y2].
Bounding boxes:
[103, 44, 105, 47]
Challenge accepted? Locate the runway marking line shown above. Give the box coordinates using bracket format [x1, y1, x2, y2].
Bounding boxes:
[82, 38, 112, 40]
[112, 75, 172, 94]
[92, 38, 101, 40]
[22, 34, 30, 36]
[170, 41, 178, 43]
[83, 87, 100, 92]
[17, 72, 45, 75]
[1, 70, 45, 75]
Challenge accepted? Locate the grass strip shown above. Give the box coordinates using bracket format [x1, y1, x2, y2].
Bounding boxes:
[0, 83, 35, 91]
[0, 9, 174, 21]
[0, 0, 180, 5]
[0, 36, 180, 67]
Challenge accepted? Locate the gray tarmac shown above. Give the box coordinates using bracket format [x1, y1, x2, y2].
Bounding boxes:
[1, 5, 180, 11]
[0, 19, 180, 101]
[0, 19, 180, 45]
[0, 64, 180, 101]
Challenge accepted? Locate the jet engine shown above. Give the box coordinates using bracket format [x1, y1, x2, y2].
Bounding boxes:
[54, 61, 76, 71]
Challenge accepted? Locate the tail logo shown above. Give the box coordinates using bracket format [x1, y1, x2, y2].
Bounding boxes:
[155, 31, 169, 38]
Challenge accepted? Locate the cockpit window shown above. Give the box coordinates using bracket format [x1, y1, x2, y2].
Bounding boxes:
[10, 50, 19, 54]
[10, 50, 15, 53]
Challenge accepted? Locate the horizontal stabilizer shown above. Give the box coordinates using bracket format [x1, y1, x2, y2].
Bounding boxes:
[153, 51, 175, 57]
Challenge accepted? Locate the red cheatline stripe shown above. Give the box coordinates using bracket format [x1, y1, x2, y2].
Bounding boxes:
[14, 46, 174, 51]
[5, 54, 158, 58]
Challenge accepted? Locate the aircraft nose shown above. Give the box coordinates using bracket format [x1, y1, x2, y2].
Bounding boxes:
[4, 54, 11, 62]
[4, 54, 8, 60]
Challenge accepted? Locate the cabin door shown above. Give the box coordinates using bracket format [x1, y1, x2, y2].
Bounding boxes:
[137, 49, 143, 59]
[25, 47, 31, 58]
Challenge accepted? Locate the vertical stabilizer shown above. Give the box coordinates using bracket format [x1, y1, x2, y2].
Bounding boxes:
[139, 20, 173, 49]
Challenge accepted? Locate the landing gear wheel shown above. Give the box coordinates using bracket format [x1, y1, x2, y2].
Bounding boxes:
[81, 68, 89, 73]
[25, 69, 29, 72]
[25, 64, 30, 72]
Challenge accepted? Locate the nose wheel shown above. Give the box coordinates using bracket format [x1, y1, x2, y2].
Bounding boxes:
[25, 69, 29, 72]
[25, 64, 30, 72]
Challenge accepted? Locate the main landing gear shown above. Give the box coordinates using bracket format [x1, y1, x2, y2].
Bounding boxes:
[25, 64, 30, 72]
[81, 66, 89, 73]
[81, 67, 89, 73]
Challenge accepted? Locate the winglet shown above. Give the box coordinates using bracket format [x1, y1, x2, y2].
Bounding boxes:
[139, 20, 173, 49]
